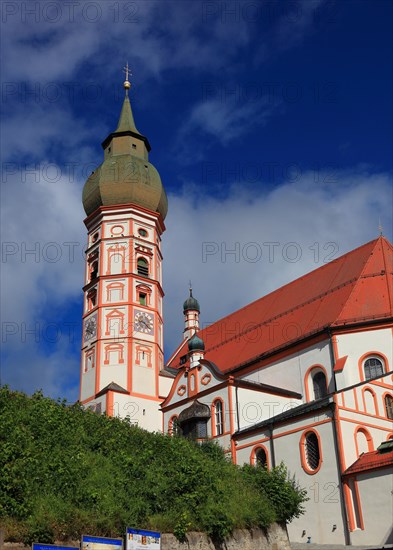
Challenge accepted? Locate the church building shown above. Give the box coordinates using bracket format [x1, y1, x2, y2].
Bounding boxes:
[79, 77, 393, 547]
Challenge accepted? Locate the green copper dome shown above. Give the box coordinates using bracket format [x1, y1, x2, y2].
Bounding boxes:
[183, 289, 200, 313]
[188, 333, 205, 352]
[82, 92, 168, 220]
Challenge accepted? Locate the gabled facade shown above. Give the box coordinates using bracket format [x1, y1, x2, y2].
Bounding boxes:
[162, 236, 393, 546]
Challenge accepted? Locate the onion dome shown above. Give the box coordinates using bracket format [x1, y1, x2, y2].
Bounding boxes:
[82, 79, 168, 220]
[183, 288, 200, 313]
[188, 333, 205, 352]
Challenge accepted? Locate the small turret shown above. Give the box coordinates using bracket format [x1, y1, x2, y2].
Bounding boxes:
[183, 287, 200, 340]
[188, 333, 205, 368]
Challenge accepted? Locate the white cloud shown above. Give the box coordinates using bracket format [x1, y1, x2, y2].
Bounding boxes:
[178, 94, 281, 148]
[1, 166, 85, 400]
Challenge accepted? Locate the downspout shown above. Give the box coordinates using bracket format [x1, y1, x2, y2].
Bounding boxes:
[235, 384, 240, 432]
[269, 421, 276, 468]
[330, 401, 351, 546]
[328, 328, 338, 393]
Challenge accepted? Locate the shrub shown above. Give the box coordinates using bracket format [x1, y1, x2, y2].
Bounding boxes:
[0, 387, 307, 541]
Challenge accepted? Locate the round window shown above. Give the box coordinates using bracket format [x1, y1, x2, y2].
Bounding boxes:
[138, 228, 148, 237]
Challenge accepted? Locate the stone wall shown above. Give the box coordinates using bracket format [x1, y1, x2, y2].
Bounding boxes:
[1, 524, 290, 550]
[162, 524, 290, 549]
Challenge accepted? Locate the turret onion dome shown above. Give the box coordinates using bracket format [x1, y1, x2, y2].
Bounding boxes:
[183, 288, 200, 313]
[82, 80, 168, 220]
[188, 333, 205, 352]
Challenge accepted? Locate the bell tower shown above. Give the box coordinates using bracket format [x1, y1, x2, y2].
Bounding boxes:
[79, 67, 169, 430]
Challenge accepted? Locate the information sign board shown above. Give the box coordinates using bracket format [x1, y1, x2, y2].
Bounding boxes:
[81, 535, 123, 550]
[33, 544, 79, 550]
[126, 528, 161, 550]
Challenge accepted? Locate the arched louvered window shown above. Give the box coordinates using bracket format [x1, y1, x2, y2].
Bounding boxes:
[313, 371, 327, 399]
[302, 431, 321, 472]
[364, 357, 384, 380]
[137, 257, 149, 277]
[385, 395, 393, 420]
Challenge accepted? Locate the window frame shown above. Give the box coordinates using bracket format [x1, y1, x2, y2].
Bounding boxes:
[354, 426, 374, 457]
[384, 394, 393, 420]
[300, 429, 322, 474]
[364, 356, 384, 380]
[212, 399, 224, 437]
[137, 257, 149, 277]
[304, 365, 328, 402]
[358, 352, 388, 382]
[251, 445, 269, 469]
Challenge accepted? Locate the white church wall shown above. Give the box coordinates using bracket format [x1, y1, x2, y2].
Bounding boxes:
[159, 374, 175, 399]
[242, 339, 333, 399]
[349, 468, 393, 546]
[337, 412, 392, 469]
[279, 418, 345, 546]
[236, 387, 301, 431]
[235, 409, 346, 545]
[132, 344, 156, 396]
[111, 392, 163, 431]
[335, 328, 392, 389]
[98, 340, 128, 391]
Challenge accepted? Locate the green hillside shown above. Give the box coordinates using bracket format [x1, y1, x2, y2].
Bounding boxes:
[0, 386, 307, 544]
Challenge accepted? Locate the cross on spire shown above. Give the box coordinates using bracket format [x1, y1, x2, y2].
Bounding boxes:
[378, 218, 383, 236]
[123, 62, 132, 94]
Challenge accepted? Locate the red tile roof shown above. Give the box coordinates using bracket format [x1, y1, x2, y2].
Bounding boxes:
[344, 449, 393, 475]
[168, 237, 393, 373]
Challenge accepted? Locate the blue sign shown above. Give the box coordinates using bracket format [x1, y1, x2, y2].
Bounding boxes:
[82, 538, 122, 547]
[33, 545, 79, 550]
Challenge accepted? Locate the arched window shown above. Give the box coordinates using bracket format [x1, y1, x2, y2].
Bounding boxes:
[362, 388, 378, 415]
[364, 357, 384, 380]
[385, 395, 393, 420]
[301, 431, 321, 473]
[137, 257, 149, 277]
[355, 427, 373, 456]
[213, 400, 224, 436]
[255, 447, 267, 468]
[313, 371, 327, 399]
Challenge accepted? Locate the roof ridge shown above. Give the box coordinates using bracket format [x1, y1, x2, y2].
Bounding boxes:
[331, 238, 381, 325]
[332, 236, 393, 325]
[201, 238, 380, 334]
[380, 236, 393, 313]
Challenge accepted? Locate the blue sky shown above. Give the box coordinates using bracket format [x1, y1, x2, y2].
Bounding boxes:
[1, 0, 392, 401]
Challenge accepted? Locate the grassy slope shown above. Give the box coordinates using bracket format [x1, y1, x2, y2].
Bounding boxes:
[0, 387, 307, 544]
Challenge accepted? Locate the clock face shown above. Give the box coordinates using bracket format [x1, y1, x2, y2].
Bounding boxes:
[134, 311, 154, 334]
[84, 315, 97, 341]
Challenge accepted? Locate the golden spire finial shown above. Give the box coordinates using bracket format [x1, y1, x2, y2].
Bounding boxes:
[123, 62, 132, 94]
